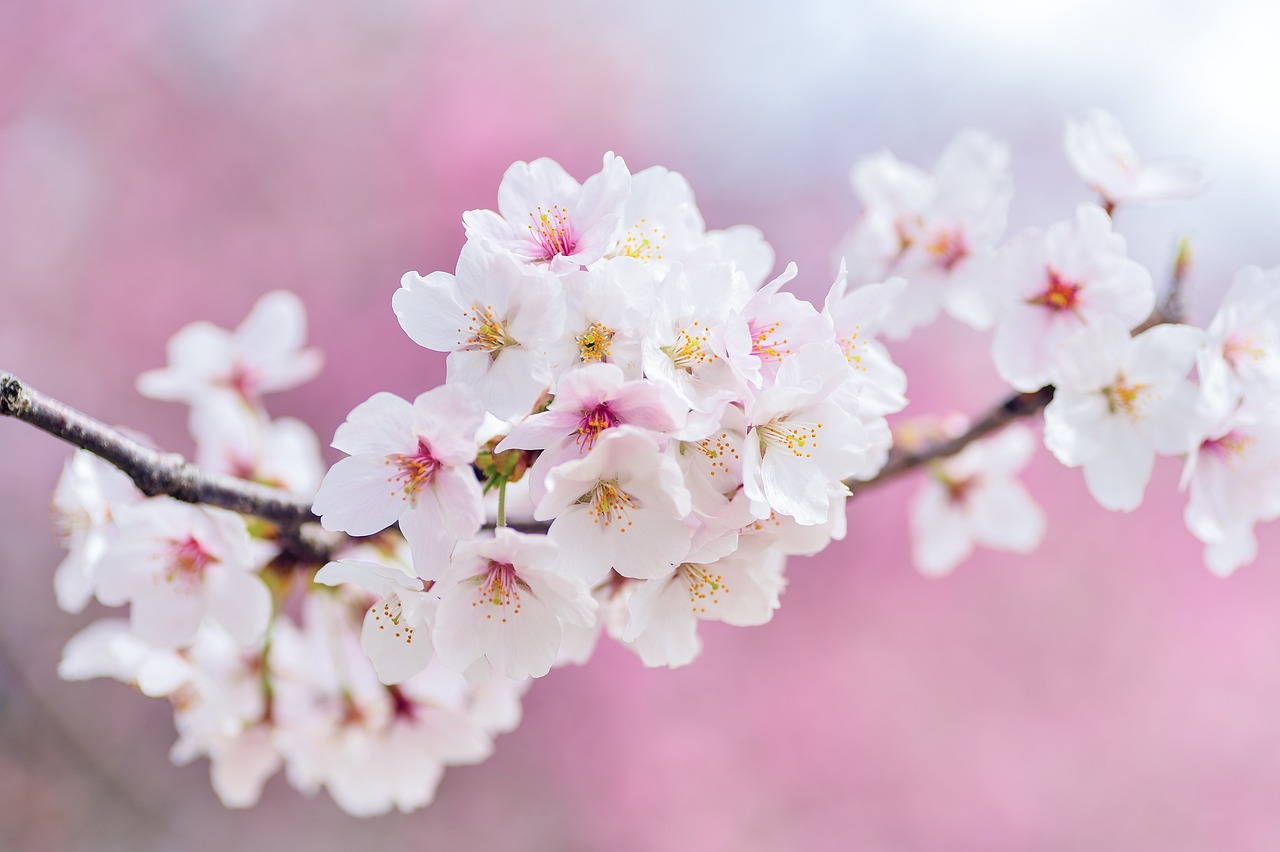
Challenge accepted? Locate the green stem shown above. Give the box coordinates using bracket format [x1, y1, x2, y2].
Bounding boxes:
[496, 478, 508, 528]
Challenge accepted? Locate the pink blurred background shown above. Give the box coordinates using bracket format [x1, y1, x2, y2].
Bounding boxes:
[4, 1, 1280, 849]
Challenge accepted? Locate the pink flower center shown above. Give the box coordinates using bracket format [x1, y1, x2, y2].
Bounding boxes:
[527, 204, 577, 260]
[475, 560, 523, 623]
[926, 228, 968, 272]
[1204, 430, 1253, 466]
[164, 535, 216, 589]
[389, 440, 441, 501]
[1029, 269, 1083, 312]
[749, 319, 790, 363]
[1222, 333, 1266, 370]
[576, 404, 619, 452]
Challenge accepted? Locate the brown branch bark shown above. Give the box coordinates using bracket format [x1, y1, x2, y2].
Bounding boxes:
[1, 371, 328, 562]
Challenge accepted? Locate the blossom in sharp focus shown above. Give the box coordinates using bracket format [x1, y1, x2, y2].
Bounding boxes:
[311, 386, 485, 577]
[1065, 108, 1205, 209]
[534, 427, 693, 585]
[991, 203, 1155, 393]
[462, 152, 631, 274]
[432, 528, 597, 680]
[742, 342, 868, 525]
[394, 241, 564, 420]
[1043, 319, 1204, 512]
[908, 424, 1046, 576]
[314, 559, 436, 685]
[496, 361, 684, 502]
[136, 290, 323, 411]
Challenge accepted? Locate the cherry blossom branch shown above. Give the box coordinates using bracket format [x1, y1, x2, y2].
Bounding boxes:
[0, 371, 327, 561]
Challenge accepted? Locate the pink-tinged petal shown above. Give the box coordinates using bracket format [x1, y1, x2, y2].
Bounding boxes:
[361, 602, 433, 684]
[209, 724, 281, 809]
[204, 569, 271, 645]
[1053, 321, 1128, 392]
[909, 485, 974, 576]
[312, 455, 406, 536]
[1142, 381, 1202, 456]
[497, 409, 579, 453]
[332, 392, 415, 456]
[979, 425, 1038, 477]
[520, 568, 597, 628]
[434, 583, 562, 680]
[1082, 421, 1155, 511]
[461, 207, 520, 246]
[411, 385, 484, 464]
[969, 480, 1046, 553]
[1204, 526, 1258, 578]
[992, 305, 1078, 393]
[130, 586, 205, 648]
[612, 510, 692, 580]
[136, 323, 232, 399]
[393, 271, 469, 351]
[399, 474, 483, 580]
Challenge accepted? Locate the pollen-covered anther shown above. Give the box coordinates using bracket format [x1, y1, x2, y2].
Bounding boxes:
[758, 420, 822, 459]
[575, 404, 620, 452]
[1222, 333, 1267, 369]
[587, 480, 638, 528]
[1104, 376, 1150, 420]
[463, 304, 513, 354]
[666, 321, 714, 370]
[161, 535, 217, 590]
[576, 322, 615, 363]
[617, 218, 666, 263]
[695, 431, 739, 477]
[474, 560, 524, 623]
[750, 320, 791, 363]
[1028, 269, 1083, 312]
[387, 439, 441, 501]
[527, 204, 577, 260]
[679, 562, 729, 614]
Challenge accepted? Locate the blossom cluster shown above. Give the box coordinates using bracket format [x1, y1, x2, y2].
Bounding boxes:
[55, 294, 525, 815]
[47, 110, 1280, 816]
[838, 109, 1280, 576]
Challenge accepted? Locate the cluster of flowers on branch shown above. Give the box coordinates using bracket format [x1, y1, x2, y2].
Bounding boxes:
[34, 109, 1280, 815]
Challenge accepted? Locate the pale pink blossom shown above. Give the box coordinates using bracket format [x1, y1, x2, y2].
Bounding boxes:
[1043, 320, 1203, 512]
[837, 129, 1013, 337]
[535, 427, 693, 584]
[137, 290, 322, 410]
[94, 500, 271, 648]
[52, 450, 140, 613]
[1065, 109, 1205, 209]
[394, 241, 564, 420]
[462, 152, 630, 274]
[1198, 265, 1280, 413]
[991, 203, 1155, 392]
[432, 529, 596, 680]
[312, 386, 484, 577]
[314, 559, 436, 684]
[909, 425, 1045, 576]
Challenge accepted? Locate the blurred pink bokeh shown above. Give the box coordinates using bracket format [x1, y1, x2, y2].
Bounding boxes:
[4, 2, 1280, 850]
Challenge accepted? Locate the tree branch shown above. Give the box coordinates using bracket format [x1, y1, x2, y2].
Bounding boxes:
[1, 371, 328, 561]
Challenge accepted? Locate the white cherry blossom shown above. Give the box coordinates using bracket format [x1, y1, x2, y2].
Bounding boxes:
[137, 290, 322, 411]
[432, 528, 596, 680]
[312, 386, 484, 577]
[315, 559, 436, 684]
[1043, 320, 1203, 512]
[93, 500, 271, 648]
[1065, 109, 1205, 209]
[462, 152, 630, 274]
[908, 424, 1045, 576]
[52, 450, 140, 613]
[991, 203, 1155, 392]
[394, 241, 564, 420]
[535, 427, 693, 584]
[1198, 265, 1280, 413]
